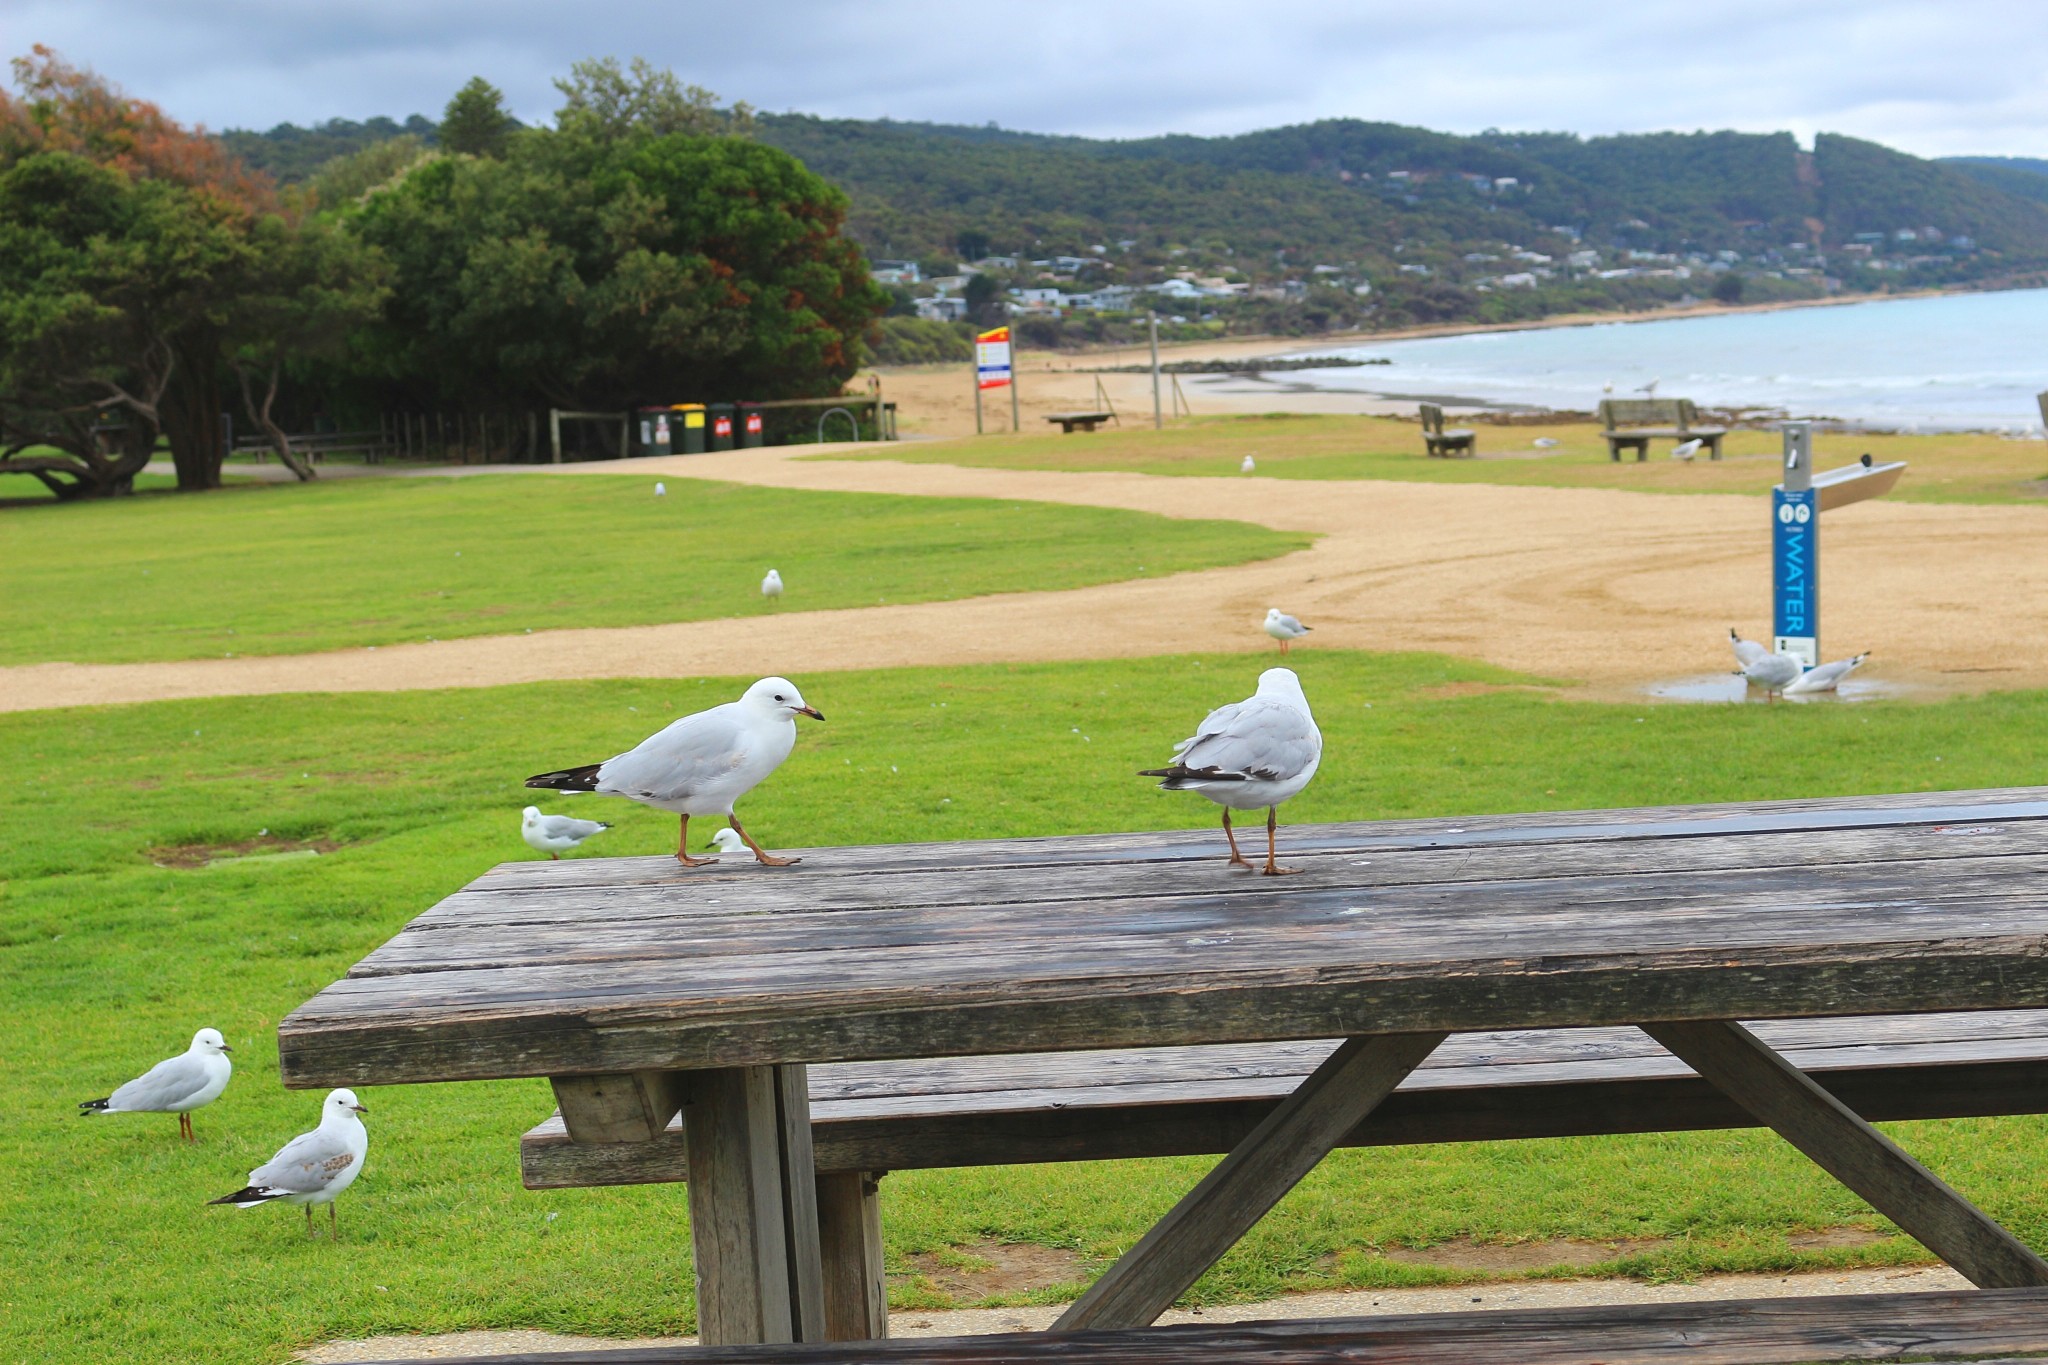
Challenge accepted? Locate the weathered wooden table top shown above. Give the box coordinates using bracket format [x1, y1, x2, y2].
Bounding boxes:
[278, 788, 2048, 1090]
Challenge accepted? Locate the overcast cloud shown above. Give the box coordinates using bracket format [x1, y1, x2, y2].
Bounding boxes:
[11, 1, 2047, 158]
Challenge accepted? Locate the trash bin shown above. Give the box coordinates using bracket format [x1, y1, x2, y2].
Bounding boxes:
[738, 402, 764, 448]
[673, 403, 705, 455]
[638, 406, 670, 456]
[708, 403, 735, 452]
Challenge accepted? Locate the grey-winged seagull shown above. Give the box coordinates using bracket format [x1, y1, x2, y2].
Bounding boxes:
[1739, 649, 1805, 702]
[526, 677, 823, 867]
[80, 1027, 233, 1142]
[761, 568, 783, 602]
[1728, 627, 1770, 669]
[1263, 608, 1311, 655]
[1784, 651, 1870, 696]
[1142, 666, 1322, 876]
[209, 1088, 369, 1237]
[521, 806, 611, 860]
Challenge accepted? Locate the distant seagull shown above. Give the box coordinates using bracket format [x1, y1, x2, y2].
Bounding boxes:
[1738, 650, 1805, 702]
[1533, 437, 1559, 449]
[210, 1089, 369, 1238]
[761, 568, 783, 602]
[1263, 608, 1311, 654]
[1671, 438, 1703, 461]
[1602, 381, 1615, 394]
[707, 827, 747, 854]
[1241, 454, 1256, 473]
[1636, 378, 1660, 396]
[1728, 627, 1771, 669]
[80, 1028, 233, 1143]
[1784, 651, 1870, 695]
[1141, 667, 1322, 875]
[526, 677, 824, 867]
[520, 806, 610, 860]
[654, 482, 666, 497]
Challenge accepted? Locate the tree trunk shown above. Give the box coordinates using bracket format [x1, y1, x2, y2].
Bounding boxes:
[161, 339, 225, 491]
[235, 360, 316, 482]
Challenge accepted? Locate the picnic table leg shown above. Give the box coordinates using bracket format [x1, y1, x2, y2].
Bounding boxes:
[1050, 1031, 1447, 1332]
[817, 1171, 888, 1340]
[1645, 1021, 2048, 1289]
[683, 1065, 828, 1345]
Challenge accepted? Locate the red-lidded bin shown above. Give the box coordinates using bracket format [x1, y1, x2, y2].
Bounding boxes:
[738, 402, 764, 448]
[708, 403, 735, 452]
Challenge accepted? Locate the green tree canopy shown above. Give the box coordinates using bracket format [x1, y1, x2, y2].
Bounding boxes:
[440, 76, 515, 158]
[553, 56, 753, 142]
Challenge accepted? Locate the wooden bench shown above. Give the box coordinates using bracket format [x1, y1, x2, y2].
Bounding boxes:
[353, 1287, 2048, 1362]
[1419, 402, 1474, 457]
[1598, 398, 1727, 462]
[1045, 411, 1115, 434]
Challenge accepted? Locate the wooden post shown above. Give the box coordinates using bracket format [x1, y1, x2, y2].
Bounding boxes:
[1646, 1020, 2048, 1290]
[684, 1067, 795, 1345]
[1053, 1031, 1446, 1332]
[549, 409, 563, 465]
[1009, 331, 1021, 434]
[527, 411, 538, 464]
[973, 366, 983, 435]
[1148, 311, 1162, 430]
[816, 1172, 887, 1340]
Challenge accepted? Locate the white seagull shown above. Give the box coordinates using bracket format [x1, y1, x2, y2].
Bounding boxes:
[80, 1028, 233, 1143]
[707, 827, 747, 854]
[1728, 628, 1771, 669]
[1739, 650, 1805, 702]
[761, 568, 784, 602]
[210, 1088, 369, 1238]
[1263, 608, 1311, 655]
[1784, 651, 1871, 695]
[1671, 438, 1703, 461]
[1637, 378, 1660, 396]
[1240, 454, 1256, 473]
[1532, 437, 1559, 449]
[520, 806, 610, 860]
[1142, 667, 1322, 876]
[654, 482, 666, 497]
[526, 677, 824, 867]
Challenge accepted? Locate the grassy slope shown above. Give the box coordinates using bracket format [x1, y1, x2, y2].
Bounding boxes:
[6, 651, 2048, 1362]
[0, 474, 1307, 667]
[825, 414, 2048, 505]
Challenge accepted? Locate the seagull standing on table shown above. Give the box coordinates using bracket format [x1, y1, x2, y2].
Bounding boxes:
[79, 1028, 232, 1142]
[210, 1089, 368, 1237]
[1263, 608, 1311, 655]
[525, 677, 824, 867]
[520, 806, 610, 860]
[761, 568, 783, 603]
[1141, 667, 1322, 876]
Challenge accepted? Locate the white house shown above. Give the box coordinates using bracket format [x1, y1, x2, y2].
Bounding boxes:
[870, 260, 920, 285]
[914, 296, 971, 322]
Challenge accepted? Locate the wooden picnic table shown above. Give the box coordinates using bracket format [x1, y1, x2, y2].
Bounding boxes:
[1045, 411, 1115, 433]
[279, 787, 2048, 1349]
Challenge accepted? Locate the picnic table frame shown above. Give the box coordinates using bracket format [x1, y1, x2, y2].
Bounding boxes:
[279, 788, 2048, 1346]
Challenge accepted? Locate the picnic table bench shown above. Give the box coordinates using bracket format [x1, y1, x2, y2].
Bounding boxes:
[1045, 411, 1116, 434]
[1598, 398, 1727, 462]
[280, 786, 2048, 1354]
[1418, 402, 1475, 457]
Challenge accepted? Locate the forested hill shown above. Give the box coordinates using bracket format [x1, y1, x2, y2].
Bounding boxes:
[1945, 156, 2048, 208]
[754, 114, 2048, 270]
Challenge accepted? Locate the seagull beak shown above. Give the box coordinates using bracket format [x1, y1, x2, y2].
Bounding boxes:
[797, 706, 824, 721]
[219, 1046, 234, 1053]
[352, 1103, 369, 1114]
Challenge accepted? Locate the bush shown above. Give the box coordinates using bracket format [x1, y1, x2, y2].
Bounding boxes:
[1712, 272, 1745, 303]
[866, 315, 972, 365]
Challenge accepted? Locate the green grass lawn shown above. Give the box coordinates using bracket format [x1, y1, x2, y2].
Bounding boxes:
[7, 650, 2048, 1362]
[826, 414, 2048, 506]
[0, 474, 1307, 667]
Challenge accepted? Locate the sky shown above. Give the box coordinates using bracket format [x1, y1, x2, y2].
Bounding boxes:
[10, 0, 2048, 159]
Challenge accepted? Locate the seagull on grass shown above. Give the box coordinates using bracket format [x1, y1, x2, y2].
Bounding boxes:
[520, 806, 610, 860]
[1241, 454, 1256, 473]
[526, 677, 823, 868]
[1263, 608, 1311, 654]
[654, 482, 666, 497]
[1141, 667, 1322, 876]
[1784, 651, 1870, 695]
[761, 568, 783, 603]
[210, 1089, 368, 1238]
[1671, 438, 1702, 461]
[80, 1028, 233, 1143]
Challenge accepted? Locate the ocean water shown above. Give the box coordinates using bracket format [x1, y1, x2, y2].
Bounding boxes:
[1302, 288, 2048, 431]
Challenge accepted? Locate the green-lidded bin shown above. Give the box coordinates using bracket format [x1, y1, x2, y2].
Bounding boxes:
[638, 406, 671, 456]
[738, 402, 764, 448]
[674, 403, 706, 454]
[708, 403, 736, 452]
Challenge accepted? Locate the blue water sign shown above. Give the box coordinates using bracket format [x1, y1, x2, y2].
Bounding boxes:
[1772, 486, 1818, 666]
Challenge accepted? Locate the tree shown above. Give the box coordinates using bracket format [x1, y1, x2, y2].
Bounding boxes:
[552, 56, 752, 143]
[440, 77, 515, 158]
[963, 272, 1002, 324]
[956, 228, 990, 261]
[1712, 271, 1745, 303]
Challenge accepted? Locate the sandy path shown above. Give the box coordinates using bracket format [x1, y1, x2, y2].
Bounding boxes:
[7, 443, 2047, 714]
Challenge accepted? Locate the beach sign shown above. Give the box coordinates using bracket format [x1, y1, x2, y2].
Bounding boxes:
[1773, 423, 1818, 666]
[977, 327, 1014, 390]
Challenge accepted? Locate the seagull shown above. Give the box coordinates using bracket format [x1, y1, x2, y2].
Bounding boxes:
[1141, 667, 1322, 876]
[761, 568, 783, 602]
[210, 1089, 369, 1238]
[520, 806, 610, 860]
[707, 827, 747, 854]
[1263, 608, 1311, 655]
[1784, 651, 1870, 695]
[1636, 378, 1660, 396]
[1241, 454, 1256, 473]
[654, 482, 666, 497]
[525, 677, 824, 868]
[1728, 627, 1771, 669]
[80, 1028, 233, 1143]
[1738, 650, 1805, 702]
[1602, 382, 1615, 394]
[1671, 438, 1702, 461]
[1532, 437, 1559, 449]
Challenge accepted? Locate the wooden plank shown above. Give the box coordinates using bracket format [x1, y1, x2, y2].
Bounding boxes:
[548, 1071, 685, 1145]
[1645, 1020, 2048, 1290]
[338, 1287, 2048, 1362]
[775, 1065, 826, 1342]
[682, 1067, 793, 1345]
[816, 1172, 887, 1341]
[1052, 1031, 1446, 1332]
